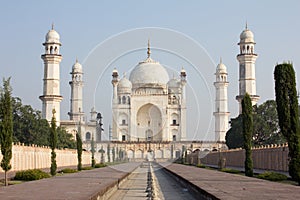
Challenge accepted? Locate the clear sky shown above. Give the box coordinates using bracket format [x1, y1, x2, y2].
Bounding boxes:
[0, 1, 299, 140]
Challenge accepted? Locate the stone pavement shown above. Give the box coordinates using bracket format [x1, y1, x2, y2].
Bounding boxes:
[108, 162, 196, 200]
[205, 164, 290, 177]
[164, 163, 300, 200]
[0, 162, 139, 200]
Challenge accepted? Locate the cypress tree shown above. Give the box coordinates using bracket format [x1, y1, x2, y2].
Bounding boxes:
[100, 145, 104, 164]
[242, 93, 253, 177]
[112, 146, 115, 162]
[49, 109, 57, 176]
[0, 78, 13, 186]
[107, 143, 111, 163]
[274, 63, 300, 185]
[76, 121, 82, 171]
[91, 135, 96, 167]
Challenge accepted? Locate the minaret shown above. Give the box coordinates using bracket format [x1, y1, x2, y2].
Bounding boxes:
[214, 59, 230, 142]
[40, 24, 63, 125]
[180, 67, 187, 141]
[68, 59, 84, 122]
[111, 68, 119, 140]
[236, 24, 260, 113]
[111, 68, 119, 104]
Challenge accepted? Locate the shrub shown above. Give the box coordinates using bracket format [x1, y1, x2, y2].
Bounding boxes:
[58, 168, 77, 174]
[220, 168, 241, 174]
[94, 163, 107, 168]
[14, 169, 50, 181]
[81, 166, 93, 170]
[257, 171, 288, 181]
[196, 164, 206, 168]
[196, 164, 210, 169]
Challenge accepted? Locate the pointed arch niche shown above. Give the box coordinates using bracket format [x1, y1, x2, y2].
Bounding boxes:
[136, 103, 162, 141]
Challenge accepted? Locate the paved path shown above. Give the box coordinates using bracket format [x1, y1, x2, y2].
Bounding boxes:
[108, 162, 196, 200]
[0, 162, 139, 200]
[205, 164, 290, 177]
[164, 163, 300, 200]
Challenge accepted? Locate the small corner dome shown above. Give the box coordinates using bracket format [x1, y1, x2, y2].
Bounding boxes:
[72, 60, 82, 73]
[168, 78, 180, 88]
[45, 29, 60, 43]
[240, 29, 254, 43]
[216, 63, 227, 73]
[118, 76, 132, 89]
[129, 59, 169, 85]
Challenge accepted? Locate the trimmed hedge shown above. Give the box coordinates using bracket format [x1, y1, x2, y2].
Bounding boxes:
[95, 163, 107, 168]
[220, 168, 241, 174]
[58, 168, 77, 174]
[14, 169, 50, 181]
[257, 171, 288, 181]
[196, 164, 210, 169]
[81, 166, 93, 170]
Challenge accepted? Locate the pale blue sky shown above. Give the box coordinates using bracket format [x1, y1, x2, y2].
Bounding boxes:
[0, 1, 299, 140]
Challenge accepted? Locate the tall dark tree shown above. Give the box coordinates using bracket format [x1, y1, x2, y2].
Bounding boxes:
[0, 78, 13, 186]
[76, 122, 82, 171]
[225, 115, 243, 149]
[226, 100, 286, 149]
[100, 145, 104, 164]
[11, 97, 76, 149]
[274, 63, 300, 185]
[107, 143, 111, 163]
[242, 93, 253, 177]
[49, 109, 57, 176]
[253, 100, 285, 145]
[12, 97, 50, 146]
[57, 127, 76, 149]
[91, 136, 96, 167]
[112, 146, 115, 162]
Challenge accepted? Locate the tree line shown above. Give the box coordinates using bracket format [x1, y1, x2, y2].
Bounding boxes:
[12, 97, 76, 149]
[227, 63, 300, 185]
[226, 100, 290, 149]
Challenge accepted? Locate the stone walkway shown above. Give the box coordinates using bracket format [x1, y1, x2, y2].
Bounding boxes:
[164, 163, 300, 200]
[108, 162, 196, 200]
[0, 162, 139, 200]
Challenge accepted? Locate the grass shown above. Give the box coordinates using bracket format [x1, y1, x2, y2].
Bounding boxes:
[94, 163, 107, 168]
[196, 164, 211, 169]
[219, 168, 241, 174]
[256, 171, 288, 181]
[58, 168, 77, 174]
[0, 180, 25, 186]
[81, 166, 94, 170]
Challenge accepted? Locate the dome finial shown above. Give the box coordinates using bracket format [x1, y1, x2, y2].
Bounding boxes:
[245, 21, 248, 30]
[147, 39, 151, 58]
[220, 57, 222, 64]
[76, 57, 78, 63]
[51, 23, 54, 30]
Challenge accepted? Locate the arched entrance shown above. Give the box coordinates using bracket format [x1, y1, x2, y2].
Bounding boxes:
[146, 129, 153, 141]
[136, 104, 162, 141]
[146, 150, 154, 161]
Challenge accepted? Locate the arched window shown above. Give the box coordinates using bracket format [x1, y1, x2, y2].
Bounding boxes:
[173, 135, 176, 141]
[122, 96, 126, 104]
[86, 132, 91, 141]
[54, 46, 58, 54]
[118, 96, 121, 104]
[50, 46, 53, 54]
[127, 96, 130, 104]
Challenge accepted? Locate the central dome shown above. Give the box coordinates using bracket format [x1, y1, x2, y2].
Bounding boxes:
[129, 58, 169, 85]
